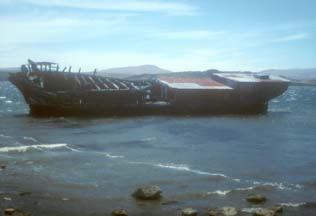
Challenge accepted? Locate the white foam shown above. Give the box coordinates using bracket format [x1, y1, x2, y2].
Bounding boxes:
[280, 202, 306, 207]
[155, 163, 228, 177]
[104, 153, 125, 159]
[64, 146, 80, 152]
[141, 137, 157, 142]
[0, 134, 12, 139]
[253, 181, 286, 189]
[0, 96, 6, 99]
[242, 207, 263, 213]
[23, 136, 38, 142]
[206, 186, 255, 196]
[128, 161, 228, 178]
[235, 186, 255, 191]
[3, 197, 12, 201]
[207, 190, 231, 196]
[0, 143, 68, 153]
[253, 181, 302, 190]
[5, 100, 12, 104]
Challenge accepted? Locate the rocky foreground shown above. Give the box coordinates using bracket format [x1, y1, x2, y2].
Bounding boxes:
[2, 182, 283, 216]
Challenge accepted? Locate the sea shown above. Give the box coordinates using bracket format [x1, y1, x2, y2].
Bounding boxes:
[0, 80, 316, 215]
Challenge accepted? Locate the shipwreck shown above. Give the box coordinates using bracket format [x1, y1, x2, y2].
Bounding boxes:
[9, 59, 290, 116]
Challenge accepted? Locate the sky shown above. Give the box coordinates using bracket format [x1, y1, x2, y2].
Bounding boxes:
[0, 0, 315, 71]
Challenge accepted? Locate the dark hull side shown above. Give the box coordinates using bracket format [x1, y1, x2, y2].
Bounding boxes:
[9, 71, 288, 117]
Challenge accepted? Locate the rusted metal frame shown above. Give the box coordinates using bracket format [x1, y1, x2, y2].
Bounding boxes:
[88, 76, 101, 90]
[95, 77, 109, 89]
[79, 75, 89, 86]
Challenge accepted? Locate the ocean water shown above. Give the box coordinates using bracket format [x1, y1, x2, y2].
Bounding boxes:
[0, 81, 316, 215]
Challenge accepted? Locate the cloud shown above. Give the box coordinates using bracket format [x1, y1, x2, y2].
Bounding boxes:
[16, 0, 197, 15]
[0, 15, 127, 47]
[274, 33, 311, 42]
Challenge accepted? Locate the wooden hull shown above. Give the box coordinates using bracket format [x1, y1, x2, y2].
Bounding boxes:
[9, 70, 289, 117]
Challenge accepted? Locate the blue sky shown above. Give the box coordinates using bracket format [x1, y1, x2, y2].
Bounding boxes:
[0, 0, 315, 71]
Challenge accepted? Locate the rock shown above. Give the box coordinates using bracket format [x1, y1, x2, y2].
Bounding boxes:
[111, 209, 128, 216]
[132, 185, 161, 200]
[246, 194, 267, 204]
[181, 208, 198, 216]
[252, 209, 275, 216]
[4, 208, 15, 216]
[252, 206, 283, 216]
[221, 207, 239, 216]
[207, 209, 221, 216]
[270, 205, 283, 214]
[19, 192, 32, 196]
[0, 165, 6, 170]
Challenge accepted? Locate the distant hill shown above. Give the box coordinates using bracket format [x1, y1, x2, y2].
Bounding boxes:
[1, 64, 316, 86]
[260, 68, 316, 85]
[0, 67, 20, 81]
[97, 65, 171, 78]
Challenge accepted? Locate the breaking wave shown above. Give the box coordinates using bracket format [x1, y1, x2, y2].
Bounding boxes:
[206, 186, 255, 196]
[23, 136, 38, 143]
[280, 202, 306, 207]
[141, 137, 157, 142]
[104, 153, 125, 159]
[206, 190, 231, 196]
[252, 181, 302, 190]
[128, 161, 228, 178]
[0, 96, 6, 99]
[0, 143, 69, 153]
[242, 207, 264, 213]
[0, 134, 12, 139]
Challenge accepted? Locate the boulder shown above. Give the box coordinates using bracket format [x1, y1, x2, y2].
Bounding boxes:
[252, 206, 283, 216]
[221, 207, 239, 216]
[252, 209, 275, 216]
[181, 208, 198, 216]
[207, 209, 218, 216]
[207, 207, 239, 216]
[4, 208, 15, 216]
[132, 185, 162, 200]
[246, 194, 267, 204]
[111, 209, 128, 216]
[0, 165, 6, 170]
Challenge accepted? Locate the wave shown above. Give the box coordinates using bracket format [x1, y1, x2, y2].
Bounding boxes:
[0, 96, 6, 99]
[0, 143, 68, 153]
[242, 207, 264, 213]
[5, 100, 12, 104]
[268, 108, 291, 113]
[128, 161, 228, 178]
[104, 153, 125, 159]
[280, 202, 306, 207]
[252, 181, 302, 190]
[206, 186, 255, 196]
[23, 136, 38, 143]
[125, 160, 304, 191]
[141, 137, 157, 142]
[206, 190, 231, 196]
[0, 134, 12, 139]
